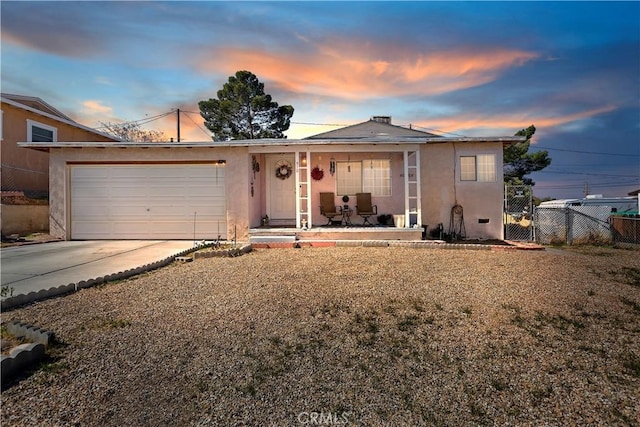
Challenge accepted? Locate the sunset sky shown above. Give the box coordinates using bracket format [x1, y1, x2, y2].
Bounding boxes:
[2, 1, 639, 199]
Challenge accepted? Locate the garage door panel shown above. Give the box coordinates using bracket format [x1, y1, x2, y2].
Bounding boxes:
[72, 220, 113, 235]
[71, 164, 226, 240]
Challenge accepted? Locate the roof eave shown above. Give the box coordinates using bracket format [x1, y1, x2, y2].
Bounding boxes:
[18, 135, 525, 151]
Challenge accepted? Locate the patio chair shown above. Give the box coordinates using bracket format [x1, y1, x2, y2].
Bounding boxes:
[320, 192, 342, 225]
[356, 193, 377, 226]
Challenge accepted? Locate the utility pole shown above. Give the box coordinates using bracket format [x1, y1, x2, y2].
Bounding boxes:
[583, 181, 589, 197]
[176, 108, 181, 142]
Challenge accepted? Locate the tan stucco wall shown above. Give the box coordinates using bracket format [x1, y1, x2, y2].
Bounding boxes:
[1, 102, 116, 194]
[421, 142, 505, 239]
[0, 204, 49, 235]
[48, 146, 250, 241]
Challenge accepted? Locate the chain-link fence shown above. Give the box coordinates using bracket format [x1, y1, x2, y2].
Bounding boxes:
[611, 215, 640, 245]
[504, 185, 533, 241]
[534, 206, 613, 245]
[1, 163, 49, 199]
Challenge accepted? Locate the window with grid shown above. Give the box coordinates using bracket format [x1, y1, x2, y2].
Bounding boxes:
[336, 161, 362, 196]
[337, 160, 392, 196]
[476, 154, 496, 182]
[363, 159, 391, 196]
[460, 155, 496, 182]
[460, 156, 477, 181]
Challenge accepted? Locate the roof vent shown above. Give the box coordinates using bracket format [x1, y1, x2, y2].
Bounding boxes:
[371, 116, 392, 124]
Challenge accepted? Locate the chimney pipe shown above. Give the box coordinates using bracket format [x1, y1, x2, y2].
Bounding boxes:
[372, 116, 391, 124]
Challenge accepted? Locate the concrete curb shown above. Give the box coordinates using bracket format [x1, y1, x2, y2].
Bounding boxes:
[1, 321, 54, 385]
[253, 239, 545, 251]
[6, 320, 55, 346]
[1, 343, 46, 384]
[0, 243, 217, 311]
[193, 244, 252, 259]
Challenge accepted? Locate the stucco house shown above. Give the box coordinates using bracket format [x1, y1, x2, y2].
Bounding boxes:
[19, 116, 524, 242]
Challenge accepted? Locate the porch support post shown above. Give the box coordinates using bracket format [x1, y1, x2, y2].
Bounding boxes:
[295, 151, 300, 229]
[414, 149, 422, 227]
[403, 150, 410, 227]
[305, 150, 311, 227]
[295, 150, 312, 229]
[403, 149, 422, 228]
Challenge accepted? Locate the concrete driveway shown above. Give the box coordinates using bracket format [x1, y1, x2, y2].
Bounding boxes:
[1, 240, 195, 297]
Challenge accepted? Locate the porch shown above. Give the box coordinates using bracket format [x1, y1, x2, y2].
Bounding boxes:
[249, 144, 422, 232]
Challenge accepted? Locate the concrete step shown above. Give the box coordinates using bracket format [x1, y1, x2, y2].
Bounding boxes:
[249, 235, 297, 244]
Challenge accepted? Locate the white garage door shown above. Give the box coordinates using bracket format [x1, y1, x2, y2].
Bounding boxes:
[70, 163, 226, 240]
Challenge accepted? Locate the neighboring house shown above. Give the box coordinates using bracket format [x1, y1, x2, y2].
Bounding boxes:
[19, 115, 524, 241]
[1, 93, 119, 236]
[1, 93, 119, 197]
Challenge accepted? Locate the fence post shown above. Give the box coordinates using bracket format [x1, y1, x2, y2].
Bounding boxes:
[566, 208, 573, 245]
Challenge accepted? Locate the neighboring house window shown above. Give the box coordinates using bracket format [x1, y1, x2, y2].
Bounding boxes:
[460, 154, 496, 182]
[27, 119, 57, 142]
[337, 160, 392, 196]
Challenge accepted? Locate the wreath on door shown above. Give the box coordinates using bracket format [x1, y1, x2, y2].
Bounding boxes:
[275, 159, 293, 180]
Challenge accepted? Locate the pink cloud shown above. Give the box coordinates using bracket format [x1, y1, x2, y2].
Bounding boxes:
[194, 42, 539, 100]
[416, 105, 617, 137]
[82, 100, 113, 115]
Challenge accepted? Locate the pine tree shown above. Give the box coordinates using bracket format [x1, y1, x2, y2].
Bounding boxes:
[199, 70, 294, 141]
[504, 125, 551, 185]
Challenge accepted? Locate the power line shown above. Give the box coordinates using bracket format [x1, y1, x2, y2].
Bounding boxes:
[534, 145, 640, 157]
[537, 170, 639, 178]
[95, 111, 175, 129]
[291, 121, 346, 127]
[182, 111, 213, 140]
[409, 124, 466, 137]
[136, 111, 175, 127]
[536, 181, 639, 190]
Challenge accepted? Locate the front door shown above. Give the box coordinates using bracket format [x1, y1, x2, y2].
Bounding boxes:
[267, 154, 296, 224]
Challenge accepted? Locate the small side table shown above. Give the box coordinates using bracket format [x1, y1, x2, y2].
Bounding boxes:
[342, 209, 353, 226]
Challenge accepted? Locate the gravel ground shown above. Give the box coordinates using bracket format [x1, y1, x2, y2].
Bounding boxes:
[1, 246, 639, 426]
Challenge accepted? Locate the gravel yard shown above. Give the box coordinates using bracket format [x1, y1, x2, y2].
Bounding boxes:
[2, 246, 639, 426]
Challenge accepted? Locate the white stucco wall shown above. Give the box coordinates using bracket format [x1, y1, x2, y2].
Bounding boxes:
[48, 146, 250, 241]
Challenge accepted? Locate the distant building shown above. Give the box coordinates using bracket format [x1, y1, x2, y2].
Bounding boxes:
[538, 194, 638, 213]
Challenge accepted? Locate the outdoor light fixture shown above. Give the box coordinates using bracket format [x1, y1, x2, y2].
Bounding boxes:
[329, 158, 336, 176]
